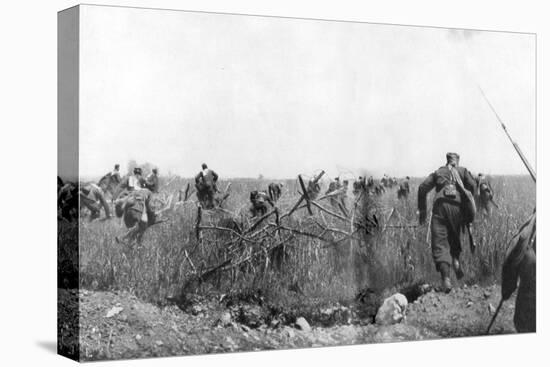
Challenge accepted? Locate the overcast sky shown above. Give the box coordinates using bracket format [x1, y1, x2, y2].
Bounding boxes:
[79, 5, 535, 179]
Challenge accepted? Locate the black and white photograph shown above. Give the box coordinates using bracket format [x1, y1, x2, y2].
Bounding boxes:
[54, 2, 537, 363]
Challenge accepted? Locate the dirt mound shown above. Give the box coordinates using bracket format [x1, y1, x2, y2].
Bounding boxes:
[70, 282, 518, 361]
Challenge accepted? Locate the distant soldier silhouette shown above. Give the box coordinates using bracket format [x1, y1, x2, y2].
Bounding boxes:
[397, 176, 411, 199]
[145, 167, 160, 193]
[268, 182, 283, 203]
[476, 173, 494, 215]
[501, 211, 536, 333]
[80, 182, 111, 220]
[418, 152, 476, 293]
[195, 163, 219, 209]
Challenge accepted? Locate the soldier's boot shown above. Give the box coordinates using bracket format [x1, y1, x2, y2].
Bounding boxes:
[452, 257, 464, 280]
[439, 262, 452, 294]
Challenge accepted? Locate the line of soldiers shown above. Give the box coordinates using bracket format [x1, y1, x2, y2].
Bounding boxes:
[61, 155, 532, 333]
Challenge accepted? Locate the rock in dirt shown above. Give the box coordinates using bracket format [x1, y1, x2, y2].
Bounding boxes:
[375, 293, 408, 326]
[284, 327, 296, 338]
[191, 305, 204, 315]
[218, 312, 232, 327]
[295, 317, 311, 332]
[105, 306, 124, 318]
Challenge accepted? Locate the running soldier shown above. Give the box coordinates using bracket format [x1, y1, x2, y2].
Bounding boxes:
[397, 176, 411, 199]
[195, 163, 219, 209]
[115, 188, 156, 245]
[80, 182, 111, 220]
[501, 211, 536, 333]
[418, 152, 476, 293]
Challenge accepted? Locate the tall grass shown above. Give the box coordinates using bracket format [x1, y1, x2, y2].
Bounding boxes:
[76, 175, 535, 306]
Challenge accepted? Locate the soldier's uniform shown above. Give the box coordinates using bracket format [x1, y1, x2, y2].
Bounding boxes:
[195, 164, 219, 208]
[501, 211, 536, 333]
[145, 170, 159, 193]
[476, 174, 494, 214]
[418, 153, 476, 292]
[113, 168, 145, 200]
[250, 190, 271, 217]
[397, 177, 410, 199]
[115, 188, 155, 227]
[268, 183, 283, 202]
[80, 182, 111, 220]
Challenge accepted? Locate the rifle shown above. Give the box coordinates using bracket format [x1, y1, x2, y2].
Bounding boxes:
[478, 85, 536, 183]
[486, 298, 504, 335]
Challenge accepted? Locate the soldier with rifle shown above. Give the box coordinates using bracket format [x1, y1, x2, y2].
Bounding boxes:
[478, 85, 536, 335]
[418, 152, 477, 293]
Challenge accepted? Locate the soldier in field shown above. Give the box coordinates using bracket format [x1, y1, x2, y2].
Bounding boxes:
[397, 176, 411, 199]
[113, 167, 145, 200]
[249, 190, 272, 217]
[195, 163, 219, 209]
[476, 173, 495, 215]
[145, 167, 160, 193]
[268, 182, 283, 203]
[418, 152, 476, 293]
[501, 211, 536, 333]
[80, 182, 112, 220]
[115, 188, 157, 245]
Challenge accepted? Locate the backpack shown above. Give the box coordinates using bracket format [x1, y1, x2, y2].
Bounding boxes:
[450, 167, 476, 224]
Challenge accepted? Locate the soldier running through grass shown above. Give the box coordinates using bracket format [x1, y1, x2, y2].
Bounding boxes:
[115, 188, 159, 245]
[195, 163, 219, 209]
[418, 152, 476, 293]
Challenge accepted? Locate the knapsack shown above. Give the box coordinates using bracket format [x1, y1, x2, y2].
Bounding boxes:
[450, 167, 476, 224]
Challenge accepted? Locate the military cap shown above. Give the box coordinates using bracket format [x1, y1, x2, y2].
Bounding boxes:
[446, 152, 460, 161]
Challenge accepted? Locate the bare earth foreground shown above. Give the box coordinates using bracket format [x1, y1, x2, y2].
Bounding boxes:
[59, 284, 517, 361]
